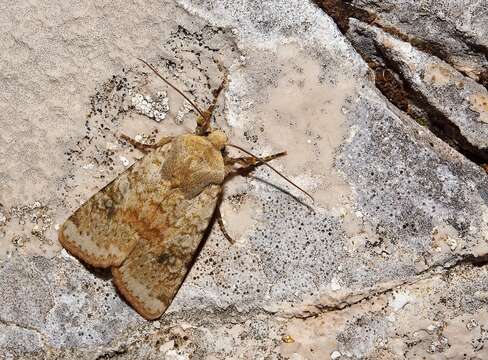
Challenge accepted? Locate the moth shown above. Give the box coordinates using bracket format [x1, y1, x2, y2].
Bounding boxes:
[59, 59, 312, 320]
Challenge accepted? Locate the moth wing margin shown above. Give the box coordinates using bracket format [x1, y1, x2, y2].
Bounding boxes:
[59, 144, 173, 268]
[111, 184, 222, 320]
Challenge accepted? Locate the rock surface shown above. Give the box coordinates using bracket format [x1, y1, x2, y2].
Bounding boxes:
[348, 0, 488, 85]
[347, 18, 488, 161]
[0, 0, 487, 359]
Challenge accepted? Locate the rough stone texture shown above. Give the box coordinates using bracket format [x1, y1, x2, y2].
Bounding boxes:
[1, 0, 488, 359]
[347, 19, 488, 156]
[349, 0, 488, 83]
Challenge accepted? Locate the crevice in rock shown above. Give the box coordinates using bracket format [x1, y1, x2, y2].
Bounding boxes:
[94, 346, 128, 360]
[0, 318, 41, 335]
[286, 253, 488, 320]
[314, 0, 373, 33]
[0, 317, 47, 346]
[480, 70, 488, 90]
[284, 283, 405, 320]
[374, 45, 488, 165]
[454, 252, 488, 268]
[462, 40, 488, 90]
[314, 0, 488, 166]
[314, 0, 488, 90]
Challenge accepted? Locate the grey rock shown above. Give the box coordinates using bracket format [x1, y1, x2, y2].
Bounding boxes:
[0, 0, 487, 358]
[331, 264, 488, 359]
[348, 18, 488, 157]
[0, 254, 140, 352]
[350, 0, 488, 83]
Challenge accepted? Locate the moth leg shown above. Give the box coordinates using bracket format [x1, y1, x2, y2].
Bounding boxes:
[120, 134, 173, 153]
[155, 136, 173, 147]
[220, 151, 286, 242]
[225, 151, 286, 166]
[224, 151, 287, 181]
[196, 75, 228, 134]
[216, 207, 235, 244]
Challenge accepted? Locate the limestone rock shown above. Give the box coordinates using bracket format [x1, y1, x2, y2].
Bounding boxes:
[0, 0, 487, 358]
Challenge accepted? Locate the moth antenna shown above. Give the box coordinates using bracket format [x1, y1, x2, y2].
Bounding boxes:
[226, 143, 314, 201]
[137, 58, 207, 120]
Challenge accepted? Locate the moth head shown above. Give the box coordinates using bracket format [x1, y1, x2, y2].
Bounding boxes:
[207, 130, 227, 151]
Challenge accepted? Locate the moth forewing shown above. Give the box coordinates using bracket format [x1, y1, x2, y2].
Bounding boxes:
[60, 134, 226, 319]
[59, 142, 173, 268]
[111, 184, 222, 319]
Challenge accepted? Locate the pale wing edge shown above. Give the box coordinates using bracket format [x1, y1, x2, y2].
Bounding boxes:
[112, 266, 166, 320]
[59, 221, 129, 268]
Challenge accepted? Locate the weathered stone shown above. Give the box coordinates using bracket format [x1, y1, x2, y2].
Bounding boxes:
[347, 19, 488, 159]
[0, 0, 487, 358]
[349, 0, 488, 84]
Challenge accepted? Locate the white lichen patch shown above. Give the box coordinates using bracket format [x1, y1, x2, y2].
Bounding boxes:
[82, 162, 96, 170]
[330, 351, 341, 359]
[175, 101, 193, 125]
[119, 156, 130, 167]
[329, 277, 342, 291]
[159, 339, 175, 353]
[132, 91, 169, 122]
[0, 210, 6, 226]
[12, 234, 27, 248]
[10, 202, 54, 242]
[390, 291, 413, 311]
[466, 318, 479, 330]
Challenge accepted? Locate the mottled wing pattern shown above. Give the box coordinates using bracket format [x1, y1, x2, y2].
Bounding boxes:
[112, 184, 221, 319]
[60, 145, 177, 268]
[60, 134, 225, 319]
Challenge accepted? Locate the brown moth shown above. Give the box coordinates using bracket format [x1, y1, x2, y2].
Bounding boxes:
[59, 59, 311, 320]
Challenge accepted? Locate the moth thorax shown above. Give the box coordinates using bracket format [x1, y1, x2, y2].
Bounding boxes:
[161, 134, 225, 198]
[207, 130, 227, 150]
